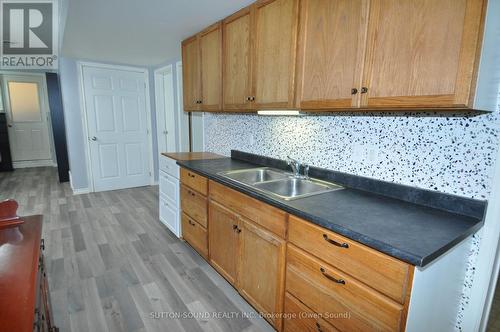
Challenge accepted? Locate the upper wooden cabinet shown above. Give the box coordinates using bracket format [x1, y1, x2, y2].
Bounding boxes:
[223, 8, 253, 110]
[252, 0, 299, 109]
[361, 0, 485, 109]
[181, 36, 201, 111]
[223, 0, 299, 110]
[181, 22, 222, 111]
[200, 23, 223, 111]
[182, 0, 486, 112]
[297, 0, 485, 110]
[295, 0, 369, 109]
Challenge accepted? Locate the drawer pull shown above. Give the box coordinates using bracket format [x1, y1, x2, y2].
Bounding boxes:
[323, 234, 349, 248]
[187, 190, 195, 197]
[320, 267, 345, 285]
[188, 172, 196, 178]
[189, 220, 196, 226]
[315, 322, 323, 332]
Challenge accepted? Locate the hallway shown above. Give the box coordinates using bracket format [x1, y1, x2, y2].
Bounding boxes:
[0, 167, 272, 332]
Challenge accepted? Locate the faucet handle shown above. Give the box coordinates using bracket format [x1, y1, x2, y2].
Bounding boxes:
[303, 164, 310, 179]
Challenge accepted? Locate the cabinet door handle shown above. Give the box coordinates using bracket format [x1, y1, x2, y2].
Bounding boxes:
[250, 96, 255, 101]
[189, 220, 195, 226]
[361, 87, 368, 94]
[323, 234, 349, 248]
[351, 88, 358, 95]
[188, 172, 195, 178]
[40, 238, 45, 251]
[233, 224, 238, 230]
[320, 267, 345, 284]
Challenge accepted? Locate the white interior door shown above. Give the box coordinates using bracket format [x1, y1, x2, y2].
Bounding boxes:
[155, 65, 177, 154]
[82, 65, 151, 192]
[2, 75, 52, 163]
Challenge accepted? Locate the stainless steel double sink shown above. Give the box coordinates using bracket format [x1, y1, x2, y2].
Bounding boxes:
[217, 167, 343, 201]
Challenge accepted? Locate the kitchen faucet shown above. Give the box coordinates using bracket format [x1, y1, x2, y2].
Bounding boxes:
[287, 156, 309, 179]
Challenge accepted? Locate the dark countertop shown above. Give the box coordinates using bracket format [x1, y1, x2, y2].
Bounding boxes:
[176, 157, 484, 267]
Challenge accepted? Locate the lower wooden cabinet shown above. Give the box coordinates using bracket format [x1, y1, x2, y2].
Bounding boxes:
[283, 292, 339, 332]
[180, 168, 416, 332]
[208, 199, 287, 331]
[181, 213, 208, 258]
[286, 244, 405, 331]
[238, 218, 286, 331]
[180, 185, 208, 227]
[209, 201, 240, 284]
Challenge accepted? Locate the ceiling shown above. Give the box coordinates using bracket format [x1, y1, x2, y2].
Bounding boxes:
[61, 0, 254, 66]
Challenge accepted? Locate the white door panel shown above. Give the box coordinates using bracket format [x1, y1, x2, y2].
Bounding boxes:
[2, 75, 52, 162]
[83, 66, 151, 192]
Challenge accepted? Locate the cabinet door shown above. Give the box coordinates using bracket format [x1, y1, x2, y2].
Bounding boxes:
[208, 201, 240, 285]
[200, 23, 222, 111]
[296, 0, 369, 110]
[238, 218, 286, 331]
[223, 8, 252, 110]
[253, 0, 299, 109]
[181, 36, 201, 111]
[362, 0, 485, 108]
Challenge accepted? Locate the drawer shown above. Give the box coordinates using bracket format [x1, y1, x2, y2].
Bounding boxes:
[159, 171, 179, 205]
[160, 155, 179, 178]
[288, 215, 411, 304]
[180, 168, 208, 195]
[181, 213, 208, 258]
[284, 292, 339, 332]
[209, 180, 287, 238]
[160, 194, 180, 237]
[286, 245, 404, 332]
[180, 185, 208, 227]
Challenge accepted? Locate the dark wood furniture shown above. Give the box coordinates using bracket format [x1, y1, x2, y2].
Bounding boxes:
[0, 214, 58, 332]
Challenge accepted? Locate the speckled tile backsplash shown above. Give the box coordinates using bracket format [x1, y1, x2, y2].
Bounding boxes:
[205, 110, 500, 200]
[204, 104, 500, 331]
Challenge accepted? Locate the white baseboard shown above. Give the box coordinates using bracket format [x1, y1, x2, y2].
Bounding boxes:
[72, 187, 90, 195]
[13, 160, 57, 168]
[69, 171, 91, 195]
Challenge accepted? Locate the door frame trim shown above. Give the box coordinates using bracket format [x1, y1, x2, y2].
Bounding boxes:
[154, 64, 177, 153]
[176, 61, 190, 152]
[77, 61, 154, 192]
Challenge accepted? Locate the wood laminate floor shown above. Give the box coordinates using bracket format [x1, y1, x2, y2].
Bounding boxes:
[0, 167, 273, 332]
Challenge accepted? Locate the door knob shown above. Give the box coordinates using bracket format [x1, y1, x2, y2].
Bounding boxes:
[90, 136, 97, 141]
